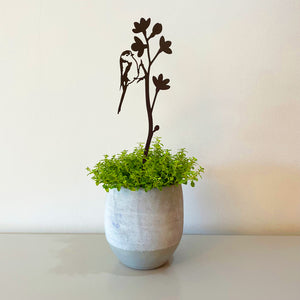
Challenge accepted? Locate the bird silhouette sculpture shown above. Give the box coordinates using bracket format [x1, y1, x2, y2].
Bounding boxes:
[118, 50, 140, 114]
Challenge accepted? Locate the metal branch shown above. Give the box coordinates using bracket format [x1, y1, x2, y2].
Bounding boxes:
[151, 89, 159, 112]
[150, 50, 161, 67]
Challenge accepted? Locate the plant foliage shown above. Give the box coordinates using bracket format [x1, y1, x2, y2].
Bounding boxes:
[87, 138, 204, 192]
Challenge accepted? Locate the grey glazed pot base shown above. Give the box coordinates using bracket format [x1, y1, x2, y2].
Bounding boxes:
[109, 243, 179, 270]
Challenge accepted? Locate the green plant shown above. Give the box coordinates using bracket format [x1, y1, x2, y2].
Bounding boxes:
[87, 138, 204, 192]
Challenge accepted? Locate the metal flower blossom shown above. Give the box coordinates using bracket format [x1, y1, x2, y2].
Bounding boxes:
[118, 18, 173, 162]
[148, 23, 162, 39]
[132, 18, 151, 33]
[153, 74, 170, 90]
[131, 36, 147, 57]
[159, 36, 172, 54]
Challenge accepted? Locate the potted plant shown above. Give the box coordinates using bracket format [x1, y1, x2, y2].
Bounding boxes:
[87, 17, 204, 270]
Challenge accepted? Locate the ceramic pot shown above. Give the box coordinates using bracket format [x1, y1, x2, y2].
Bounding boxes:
[105, 184, 183, 270]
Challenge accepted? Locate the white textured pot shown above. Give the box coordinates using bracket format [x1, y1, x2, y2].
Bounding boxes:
[105, 184, 183, 270]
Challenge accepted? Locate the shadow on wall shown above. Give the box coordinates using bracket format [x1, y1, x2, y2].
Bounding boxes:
[184, 163, 300, 235]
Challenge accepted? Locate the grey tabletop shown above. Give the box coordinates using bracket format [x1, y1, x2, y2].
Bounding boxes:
[1, 234, 299, 300]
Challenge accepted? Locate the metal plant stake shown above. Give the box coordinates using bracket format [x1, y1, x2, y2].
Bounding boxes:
[118, 17, 172, 161]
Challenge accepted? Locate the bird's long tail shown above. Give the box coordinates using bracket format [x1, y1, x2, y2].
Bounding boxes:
[117, 85, 127, 114]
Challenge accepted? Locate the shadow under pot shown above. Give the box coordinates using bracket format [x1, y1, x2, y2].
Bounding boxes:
[104, 184, 183, 270]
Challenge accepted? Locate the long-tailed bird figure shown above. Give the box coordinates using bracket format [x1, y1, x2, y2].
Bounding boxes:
[118, 50, 139, 114]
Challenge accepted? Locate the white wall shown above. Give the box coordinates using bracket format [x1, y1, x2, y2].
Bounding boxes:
[0, 0, 299, 233]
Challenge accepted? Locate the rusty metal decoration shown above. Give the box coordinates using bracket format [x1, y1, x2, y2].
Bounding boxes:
[117, 17, 172, 161]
